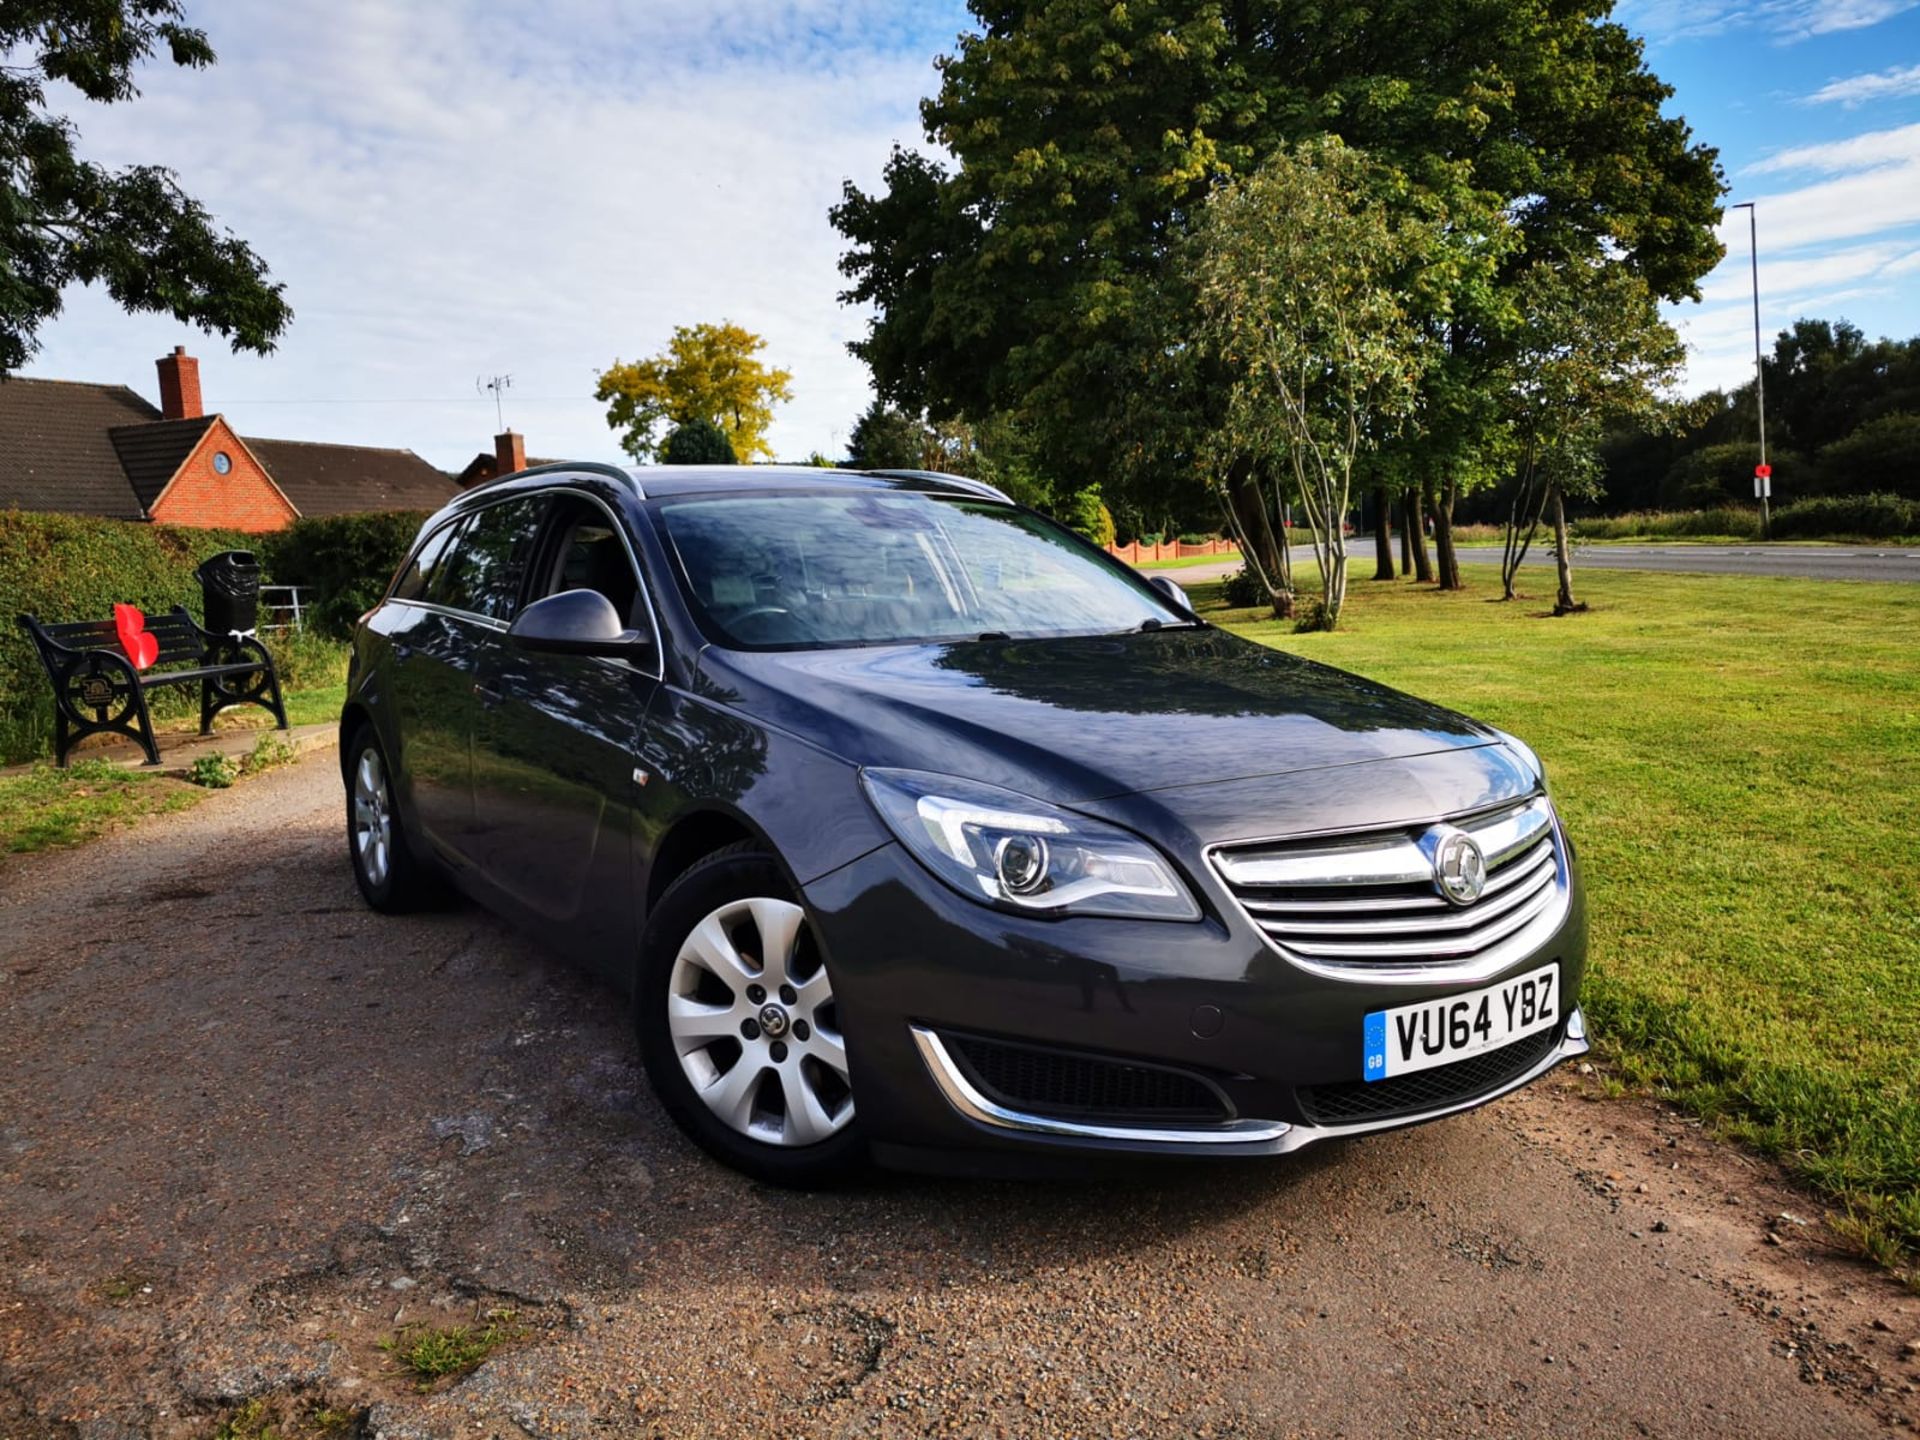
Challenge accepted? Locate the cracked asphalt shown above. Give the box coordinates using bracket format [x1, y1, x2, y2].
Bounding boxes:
[3, 753, 1917, 1439]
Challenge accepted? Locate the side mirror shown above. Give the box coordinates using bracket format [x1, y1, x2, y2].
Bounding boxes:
[1147, 574, 1194, 614]
[508, 589, 654, 664]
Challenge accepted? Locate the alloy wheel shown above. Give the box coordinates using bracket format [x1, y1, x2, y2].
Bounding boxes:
[666, 896, 853, 1147]
[352, 747, 392, 888]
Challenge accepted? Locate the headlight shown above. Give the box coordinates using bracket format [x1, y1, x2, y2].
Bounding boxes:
[1491, 728, 1546, 788]
[860, 768, 1201, 921]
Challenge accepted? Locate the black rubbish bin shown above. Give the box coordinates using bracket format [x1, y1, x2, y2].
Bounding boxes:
[197, 550, 261, 635]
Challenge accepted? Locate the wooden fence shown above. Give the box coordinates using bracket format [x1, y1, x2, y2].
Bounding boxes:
[1105, 537, 1240, 565]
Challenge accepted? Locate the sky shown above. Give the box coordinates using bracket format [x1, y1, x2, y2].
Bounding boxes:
[18, 0, 1920, 471]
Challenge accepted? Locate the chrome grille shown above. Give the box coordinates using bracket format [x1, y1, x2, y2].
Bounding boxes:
[1210, 797, 1568, 975]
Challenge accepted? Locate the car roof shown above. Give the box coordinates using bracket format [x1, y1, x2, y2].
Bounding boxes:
[448, 462, 1010, 513]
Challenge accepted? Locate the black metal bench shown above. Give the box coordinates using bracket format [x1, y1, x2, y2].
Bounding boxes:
[15, 606, 288, 767]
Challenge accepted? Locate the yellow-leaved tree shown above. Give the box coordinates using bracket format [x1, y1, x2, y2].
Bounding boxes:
[594, 322, 793, 463]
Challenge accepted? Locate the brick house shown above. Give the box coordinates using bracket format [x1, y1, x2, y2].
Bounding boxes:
[0, 347, 460, 531]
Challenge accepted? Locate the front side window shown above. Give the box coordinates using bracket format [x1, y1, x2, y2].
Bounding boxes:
[535, 499, 643, 625]
[427, 497, 547, 620]
[659, 491, 1185, 650]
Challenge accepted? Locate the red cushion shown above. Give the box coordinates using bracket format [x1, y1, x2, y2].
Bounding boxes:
[113, 604, 158, 671]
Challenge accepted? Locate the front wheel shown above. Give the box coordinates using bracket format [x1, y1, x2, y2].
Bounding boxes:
[637, 843, 864, 1185]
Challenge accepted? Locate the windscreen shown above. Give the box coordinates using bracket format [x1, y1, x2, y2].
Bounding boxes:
[658, 492, 1186, 649]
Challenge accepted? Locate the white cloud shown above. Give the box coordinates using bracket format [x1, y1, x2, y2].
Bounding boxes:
[1675, 285, 1888, 391]
[1744, 120, 1920, 174]
[1698, 240, 1920, 301]
[24, 0, 973, 468]
[1616, 0, 1919, 43]
[1804, 61, 1920, 105]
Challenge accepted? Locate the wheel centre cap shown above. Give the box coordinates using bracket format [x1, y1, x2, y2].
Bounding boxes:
[758, 1003, 790, 1038]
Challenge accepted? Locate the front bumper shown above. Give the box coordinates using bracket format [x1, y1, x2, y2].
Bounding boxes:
[801, 840, 1588, 1167]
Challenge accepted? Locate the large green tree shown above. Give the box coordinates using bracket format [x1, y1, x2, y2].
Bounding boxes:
[832, 0, 1723, 517]
[0, 1, 292, 373]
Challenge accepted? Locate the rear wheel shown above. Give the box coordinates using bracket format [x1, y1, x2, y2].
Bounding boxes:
[345, 723, 435, 912]
[638, 843, 864, 1184]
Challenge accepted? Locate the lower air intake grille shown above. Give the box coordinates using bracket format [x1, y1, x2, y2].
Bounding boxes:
[944, 1033, 1230, 1123]
[1297, 1026, 1561, 1126]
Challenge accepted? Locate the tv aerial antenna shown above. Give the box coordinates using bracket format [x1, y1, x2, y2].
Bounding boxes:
[477, 374, 513, 431]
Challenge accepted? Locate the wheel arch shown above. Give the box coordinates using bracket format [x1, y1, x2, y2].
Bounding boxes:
[646, 806, 780, 917]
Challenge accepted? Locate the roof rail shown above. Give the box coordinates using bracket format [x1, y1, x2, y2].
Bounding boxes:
[862, 468, 1012, 504]
[462, 460, 646, 500]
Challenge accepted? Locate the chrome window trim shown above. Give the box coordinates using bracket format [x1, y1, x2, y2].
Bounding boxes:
[1204, 796, 1574, 987]
[911, 1011, 1589, 1154]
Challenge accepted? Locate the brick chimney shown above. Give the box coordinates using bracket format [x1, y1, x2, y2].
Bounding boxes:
[156, 345, 203, 421]
[494, 430, 526, 477]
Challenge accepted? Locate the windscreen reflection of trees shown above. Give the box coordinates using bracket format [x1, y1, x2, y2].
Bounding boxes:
[664, 498, 1170, 646]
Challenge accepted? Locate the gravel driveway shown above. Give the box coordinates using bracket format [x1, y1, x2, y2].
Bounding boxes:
[2, 753, 1915, 1438]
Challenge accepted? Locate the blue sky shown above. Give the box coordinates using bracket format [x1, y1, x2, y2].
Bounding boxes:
[21, 1, 1920, 469]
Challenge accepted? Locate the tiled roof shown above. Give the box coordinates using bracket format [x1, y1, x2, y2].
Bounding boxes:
[110, 415, 218, 509]
[242, 437, 460, 518]
[0, 377, 157, 518]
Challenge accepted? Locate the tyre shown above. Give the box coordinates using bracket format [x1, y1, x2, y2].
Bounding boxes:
[638, 842, 865, 1185]
[344, 722, 437, 913]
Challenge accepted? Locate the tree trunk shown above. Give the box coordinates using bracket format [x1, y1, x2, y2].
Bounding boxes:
[1430, 474, 1462, 591]
[1551, 485, 1585, 615]
[1398, 493, 1413, 575]
[1371, 484, 1394, 580]
[1322, 547, 1349, 629]
[1405, 486, 1432, 582]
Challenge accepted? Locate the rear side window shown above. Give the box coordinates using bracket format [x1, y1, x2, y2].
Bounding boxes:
[427, 497, 548, 620]
[390, 519, 464, 602]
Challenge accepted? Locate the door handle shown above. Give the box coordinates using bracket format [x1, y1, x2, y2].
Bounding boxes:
[392, 642, 413, 661]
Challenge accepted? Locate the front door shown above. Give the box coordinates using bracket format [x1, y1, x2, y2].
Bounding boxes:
[470, 493, 661, 970]
[401, 493, 549, 869]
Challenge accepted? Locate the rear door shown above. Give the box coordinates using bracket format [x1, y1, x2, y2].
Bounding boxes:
[470, 490, 661, 969]
[384, 515, 474, 857]
[395, 494, 548, 868]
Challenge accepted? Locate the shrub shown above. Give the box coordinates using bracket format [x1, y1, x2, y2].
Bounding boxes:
[1569, 508, 1764, 540]
[1770, 492, 1920, 539]
[1658, 444, 1806, 510]
[1063, 486, 1116, 547]
[257, 510, 428, 639]
[187, 753, 238, 788]
[1221, 565, 1268, 608]
[1814, 412, 1920, 500]
[660, 418, 737, 465]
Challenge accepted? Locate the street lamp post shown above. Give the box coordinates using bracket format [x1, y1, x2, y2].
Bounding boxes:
[1729, 201, 1769, 537]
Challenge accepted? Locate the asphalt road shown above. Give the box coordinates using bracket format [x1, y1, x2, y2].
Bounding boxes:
[1159, 541, 1920, 587]
[2, 754, 1916, 1438]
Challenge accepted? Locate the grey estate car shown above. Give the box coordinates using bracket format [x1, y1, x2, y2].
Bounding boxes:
[341, 462, 1588, 1183]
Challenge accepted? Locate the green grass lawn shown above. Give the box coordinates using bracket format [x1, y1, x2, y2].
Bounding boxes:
[1135, 551, 1244, 571]
[0, 683, 343, 856]
[0, 759, 205, 853]
[1197, 563, 1920, 1274]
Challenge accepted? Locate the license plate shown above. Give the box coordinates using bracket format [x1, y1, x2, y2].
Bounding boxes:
[1362, 963, 1559, 1083]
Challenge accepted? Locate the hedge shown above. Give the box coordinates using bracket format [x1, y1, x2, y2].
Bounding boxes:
[256, 510, 429, 639]
[1769, 492, 1920, 540]
[0, 508, 419, 764]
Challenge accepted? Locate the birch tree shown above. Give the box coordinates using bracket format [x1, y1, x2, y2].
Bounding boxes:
[1190, 139, 1432, 630]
